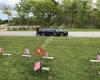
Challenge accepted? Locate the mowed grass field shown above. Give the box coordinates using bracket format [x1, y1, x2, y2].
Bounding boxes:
[0, 36, 100, 80]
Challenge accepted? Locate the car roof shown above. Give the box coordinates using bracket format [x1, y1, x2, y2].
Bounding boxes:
[39, 28, 56, 31]
[41, 28, 55, 29]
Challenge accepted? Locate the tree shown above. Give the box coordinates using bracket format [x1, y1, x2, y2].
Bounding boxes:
[62, 0, 92, 28]
[97, 0, 100, 11]
[2, 5, 12, 25]
[13, 0, 100, 29]
[31, 0, 62, 27]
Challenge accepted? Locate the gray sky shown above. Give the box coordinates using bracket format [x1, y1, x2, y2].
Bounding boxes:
[0, 0, 97, 20]
[0, 0, 20, 20]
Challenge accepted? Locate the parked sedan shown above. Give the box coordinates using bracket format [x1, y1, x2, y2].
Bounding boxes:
[36, 28, 68, 36]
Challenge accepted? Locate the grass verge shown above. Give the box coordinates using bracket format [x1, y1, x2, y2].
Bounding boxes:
[0, 36, 100, 80]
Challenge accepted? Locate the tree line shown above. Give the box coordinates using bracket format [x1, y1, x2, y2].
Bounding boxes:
[0, 19, 8, 25]
[1, 0, 100, 29]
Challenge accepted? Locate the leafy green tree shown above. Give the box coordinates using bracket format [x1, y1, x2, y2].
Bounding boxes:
[62, 0, 92, 28]
[2, 5, 12, 25]
[13, 0, 100, 29]
[31, 0, 62, 27]
[97, 0, 100, 11]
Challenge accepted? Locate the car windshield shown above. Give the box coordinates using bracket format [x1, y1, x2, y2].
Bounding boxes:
[57, 29, 63, 31]
[39, 28, 56, 31]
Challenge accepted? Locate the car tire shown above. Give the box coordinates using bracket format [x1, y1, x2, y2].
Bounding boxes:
[41, 33, 45, 36]
[49, 33, 55, 36]
[59, 33, 64, 36]
[66, 33, 68, 36]
[36, 33, 40, 36]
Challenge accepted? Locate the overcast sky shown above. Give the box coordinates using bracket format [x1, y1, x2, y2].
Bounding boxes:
[0, 0, 97, 20]
[0, 0, 20, 5]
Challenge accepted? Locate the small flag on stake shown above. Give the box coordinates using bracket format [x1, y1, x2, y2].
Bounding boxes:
[0, 48, 4, 54]
[34, 61, 41, 71]
[24, 47, 30, 55]
[44, 51, 48, 57]
[96, 52, 100, 60]
[0, 48, 11, 56]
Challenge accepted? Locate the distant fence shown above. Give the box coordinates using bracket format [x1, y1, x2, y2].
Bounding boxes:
[0, 25, 39, 31]
[0, 28, 7, 31]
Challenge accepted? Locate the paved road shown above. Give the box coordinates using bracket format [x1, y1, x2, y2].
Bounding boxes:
[69, 32, 100, 37]
[0, 31, 100, 37]
[0, 31, 36, 36]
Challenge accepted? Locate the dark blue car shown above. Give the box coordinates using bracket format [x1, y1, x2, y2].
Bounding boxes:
[36, 28, 68, 36]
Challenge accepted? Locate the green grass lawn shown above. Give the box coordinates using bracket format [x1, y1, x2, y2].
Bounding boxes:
[0, 36, 100, 80]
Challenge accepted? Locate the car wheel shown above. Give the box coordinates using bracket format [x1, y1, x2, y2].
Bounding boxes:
[51, 33, 56, 36]
[59, 33, 64, 36]
[36, 33, 40, 36]
[41, 33, 45, 36]
[66, 33, 68, 36]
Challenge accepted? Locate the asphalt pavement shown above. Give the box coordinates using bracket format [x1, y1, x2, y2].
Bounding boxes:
[0, 31, 100, 37]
